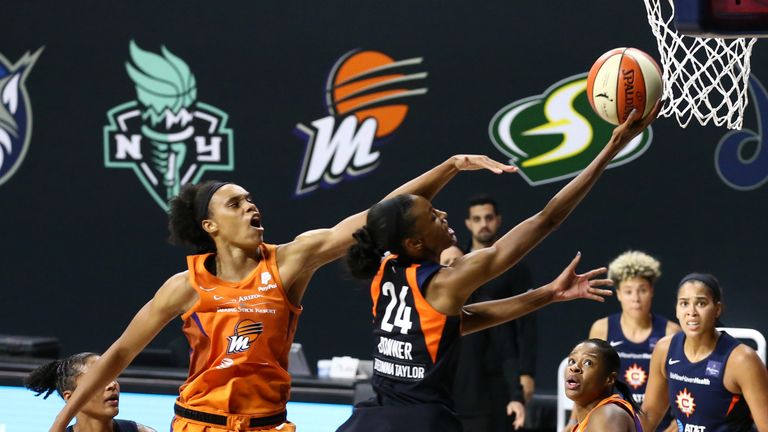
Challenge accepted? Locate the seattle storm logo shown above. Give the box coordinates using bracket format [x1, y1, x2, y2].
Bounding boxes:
[104, 41, 234, 210]
[0, 48, 43, 187]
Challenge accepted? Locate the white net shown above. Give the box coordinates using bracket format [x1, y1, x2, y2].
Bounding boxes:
[643, 0, 757, 129]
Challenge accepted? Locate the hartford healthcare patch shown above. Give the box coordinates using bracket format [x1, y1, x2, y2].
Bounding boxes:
[104, 41, 234, 211]
[489, 73, 653, 186]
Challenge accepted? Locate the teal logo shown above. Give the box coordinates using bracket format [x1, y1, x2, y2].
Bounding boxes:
[489, 73, 652, 186]
[104, 41, 234, 210]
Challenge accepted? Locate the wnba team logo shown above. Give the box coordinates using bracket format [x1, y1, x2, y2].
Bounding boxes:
[104, 41, 234, 211]
[226, 319, 264, 354]
[624, 363, 647, 390]
[675, 388, 696, 417]
[294, 50, 428, 195]
[0, 48, 43, 187]
[489, 73, 653, 186]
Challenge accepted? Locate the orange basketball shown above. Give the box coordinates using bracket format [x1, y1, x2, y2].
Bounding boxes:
[586, 47, 662, 125]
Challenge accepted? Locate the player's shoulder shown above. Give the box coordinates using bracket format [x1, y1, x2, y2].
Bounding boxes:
[654, 333, 675, 353]
[587, 401, 634, 428]
[588, 317, 609, 339]
[728, 343, 762, 365]
[664, 319, 682, 335]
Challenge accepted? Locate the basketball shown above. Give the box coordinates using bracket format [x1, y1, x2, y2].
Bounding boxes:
[586, 47, 662, 125]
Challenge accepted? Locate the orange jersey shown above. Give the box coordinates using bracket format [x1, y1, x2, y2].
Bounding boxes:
[572, 394, 642, 432]
[177, 243, 301, 417]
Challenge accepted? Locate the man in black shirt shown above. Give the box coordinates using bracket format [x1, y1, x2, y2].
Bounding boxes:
[442, 194, 537, 432]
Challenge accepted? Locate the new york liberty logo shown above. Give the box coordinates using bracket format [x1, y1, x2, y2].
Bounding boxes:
[104, 41, 234, 210]
[0, 48, 43, 187]
[295, 49, 427, 196]
[489, 73, 653, 186]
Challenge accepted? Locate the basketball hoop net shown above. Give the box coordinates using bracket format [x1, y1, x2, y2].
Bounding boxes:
[644, 0, 757, 129]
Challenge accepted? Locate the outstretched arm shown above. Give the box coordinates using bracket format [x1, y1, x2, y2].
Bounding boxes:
[277, 155, 516, 292]
[460, 253, 612, 334]
[49, 274, 194, 432]
[428, 103, 660, 313]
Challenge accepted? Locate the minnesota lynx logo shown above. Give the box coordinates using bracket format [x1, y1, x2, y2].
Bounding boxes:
[0, 48, 43, 187]
[489, 73, 652, 186]
[104, 41, 234, 210]
[226, 319, 264, 354]
[295, 50, 427, 195]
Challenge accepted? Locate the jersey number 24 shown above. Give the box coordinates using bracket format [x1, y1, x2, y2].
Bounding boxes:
[380, 282, 413, 334]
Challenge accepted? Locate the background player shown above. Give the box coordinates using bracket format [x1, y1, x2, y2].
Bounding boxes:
[641, 273, 768, 431]
[47, 155, 515, 432]
[336, 105, 660, 431]
[564, 339, 642, 432]
[583, 250, 679, 431]
[25, 352, 156, 432]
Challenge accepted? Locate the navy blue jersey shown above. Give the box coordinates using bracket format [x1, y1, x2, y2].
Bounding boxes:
[369, 254, 461, 407]
[607, 313, 668, 402]
[666, 331, 753, 431]
[66, 419, 139, 432]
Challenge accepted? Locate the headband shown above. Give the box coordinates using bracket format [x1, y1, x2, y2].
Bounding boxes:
[195, 182, 230, 224]
[679, 272, 722, 301]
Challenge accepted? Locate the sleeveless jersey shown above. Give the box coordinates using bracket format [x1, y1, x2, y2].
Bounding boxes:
[177, 243, 301, 416]
[606, 313, 667, 403]
[665, 331, 753, 431]
[571, 394, 642, 432]
[369, 254, 461, 407]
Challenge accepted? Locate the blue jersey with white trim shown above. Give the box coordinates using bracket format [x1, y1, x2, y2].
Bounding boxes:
[665, 331, 753, 431]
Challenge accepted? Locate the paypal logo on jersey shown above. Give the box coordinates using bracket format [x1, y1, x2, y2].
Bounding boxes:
[715, 74, 768, 191]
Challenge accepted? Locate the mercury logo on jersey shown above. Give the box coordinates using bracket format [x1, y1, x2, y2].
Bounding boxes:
[226, 319, 263, 354]
[294, 50, 428, 196]
[489, 73, 653, 186]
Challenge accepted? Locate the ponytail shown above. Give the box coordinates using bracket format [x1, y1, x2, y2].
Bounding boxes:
[614, 379, 643, 415]
[347, 226, 385, 279]
[346, 195, 416, 280]
[24, 359, 61, 399]
[24, 352, 98, 399]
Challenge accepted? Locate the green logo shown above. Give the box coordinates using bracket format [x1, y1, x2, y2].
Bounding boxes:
[489, 73, 652, 186]
[104, 41, 234, 210]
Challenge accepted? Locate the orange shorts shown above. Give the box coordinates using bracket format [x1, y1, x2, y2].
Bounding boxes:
[171, 416, 296, 432]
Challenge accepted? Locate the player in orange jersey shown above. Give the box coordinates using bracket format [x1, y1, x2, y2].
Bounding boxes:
[565, 339, 642, 432]
[48, 154, 516, 432]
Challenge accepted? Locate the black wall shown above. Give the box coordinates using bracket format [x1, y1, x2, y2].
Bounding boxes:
[2, 0, 767, 392]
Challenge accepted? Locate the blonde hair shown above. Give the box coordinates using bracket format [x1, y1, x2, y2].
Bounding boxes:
[608, 250, 661, 286]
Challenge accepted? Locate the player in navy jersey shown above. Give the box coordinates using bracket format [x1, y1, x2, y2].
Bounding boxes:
[641, 273, 768, 431]
[336, 106, 660, 431]
[584, 251, 679, 432]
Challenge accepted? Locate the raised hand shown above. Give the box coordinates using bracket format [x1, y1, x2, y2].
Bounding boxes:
[608, 99, 663, 154]
[450, 154, 518, 174]
[550, 252, 613, 303]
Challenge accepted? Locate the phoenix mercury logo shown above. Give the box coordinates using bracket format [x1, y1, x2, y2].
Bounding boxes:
[294, 50, 427, 195]
[104, 41, 234, 210]
[489, 73, 653, 186]
[226, 319, 264, 354]
[0, 48, 43, 187]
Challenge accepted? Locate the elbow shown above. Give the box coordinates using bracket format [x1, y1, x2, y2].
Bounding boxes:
[535, 208, 564, 232]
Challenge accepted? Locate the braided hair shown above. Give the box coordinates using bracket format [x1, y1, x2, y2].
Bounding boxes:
[346, 195, 416, 279]
[24, 352, 98, 399]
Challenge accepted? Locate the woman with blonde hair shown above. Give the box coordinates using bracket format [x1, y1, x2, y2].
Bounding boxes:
[586, 251, 679, 431]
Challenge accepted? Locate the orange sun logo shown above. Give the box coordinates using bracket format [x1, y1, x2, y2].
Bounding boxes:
[624, 363, 647, 389]
[675, 388, 696, 417]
